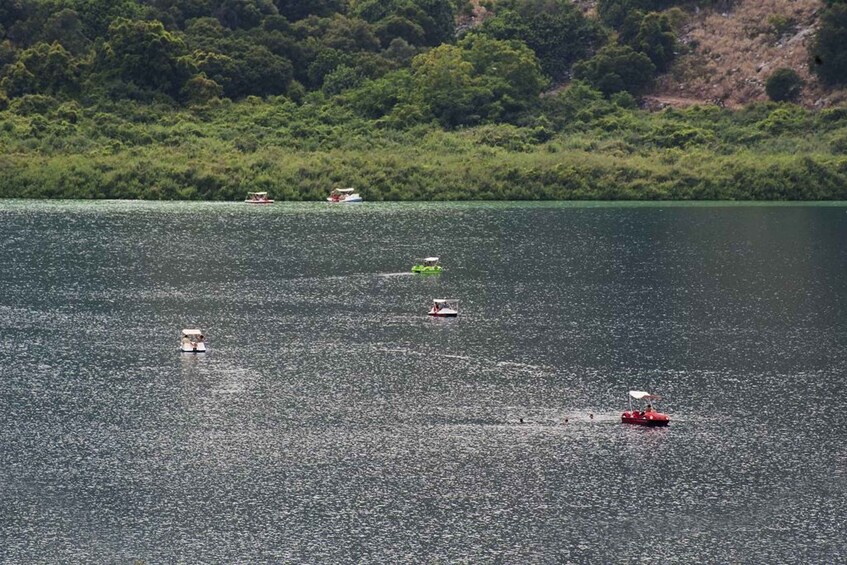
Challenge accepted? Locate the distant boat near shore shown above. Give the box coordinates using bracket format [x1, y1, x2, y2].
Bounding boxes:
[327, 187, 363, 203]
[245, 191, 274, 204]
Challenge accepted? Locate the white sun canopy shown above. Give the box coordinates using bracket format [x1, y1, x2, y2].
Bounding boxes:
[629, 390, 659, 400]
[433, 299, 457, 304]
[182, 329, 203, 335]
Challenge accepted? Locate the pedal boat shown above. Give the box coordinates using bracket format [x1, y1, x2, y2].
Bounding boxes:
[621, 390, 669, 427]
[412, 257, 443, 274]
[327, 187, 363, 203]
[245, 191, 274, 204]
[428, 299, 458, 317]
[180, 329, 207, 353]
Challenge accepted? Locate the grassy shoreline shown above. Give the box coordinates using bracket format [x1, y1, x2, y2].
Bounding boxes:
[2, 98, 846, 201]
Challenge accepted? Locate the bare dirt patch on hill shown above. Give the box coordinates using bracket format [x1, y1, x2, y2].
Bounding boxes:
[655, 0, 847, 107]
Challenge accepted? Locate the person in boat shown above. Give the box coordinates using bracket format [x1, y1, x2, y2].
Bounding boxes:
[433, 301, 440, 312]
[645, 404, 655, 413]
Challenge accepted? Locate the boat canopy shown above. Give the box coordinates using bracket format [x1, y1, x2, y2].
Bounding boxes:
[433, 299, 458, 304]
[629, 390, 660, 400]
[182, 329, 203, 335]
[333, 187, 356, 193]
[424, 257, 439, 262]
[248, 191, 268, 196]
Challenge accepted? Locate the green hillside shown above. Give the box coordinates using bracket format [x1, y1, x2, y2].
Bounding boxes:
[1, 0, 847, 200]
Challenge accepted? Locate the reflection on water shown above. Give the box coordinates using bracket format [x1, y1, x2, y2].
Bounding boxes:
[1, 201, 846, 562]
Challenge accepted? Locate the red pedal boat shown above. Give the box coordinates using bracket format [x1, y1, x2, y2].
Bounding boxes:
[621, 390, 670, 427]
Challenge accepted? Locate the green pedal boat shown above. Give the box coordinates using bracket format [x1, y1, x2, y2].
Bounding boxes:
[412, 257, 443, 274]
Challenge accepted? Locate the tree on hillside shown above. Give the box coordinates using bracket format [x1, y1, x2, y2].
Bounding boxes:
[42, 9, 90, 55]
[766, 68, 804, 102]
[597, 0, 681, 28]
[0, 41, 80, 97]
[572, 44, 655, 96]
[64, 0, 146, 39]
[473, 0, 605, 80]
[353, 0, 456, 47]
[411, 44, 486, 126]
[630, 12, 675, 71]
[810, 3, 847, 86]
[276, 0, 345, 21]
[97, 18, 194, 97]
[146, 0, 216, 29]
[214, 0, 278, 29]
[408, 36, 546, 127]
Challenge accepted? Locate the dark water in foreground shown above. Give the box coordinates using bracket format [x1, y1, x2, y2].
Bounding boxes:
[1, 201, 846, 563]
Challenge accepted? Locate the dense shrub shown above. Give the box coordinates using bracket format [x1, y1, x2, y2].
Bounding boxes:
[572, 44, 655, 97]
[765, 68, 804, 102]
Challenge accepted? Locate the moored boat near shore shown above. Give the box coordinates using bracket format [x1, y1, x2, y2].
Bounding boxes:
[327, 187, 363, 203]
[245, 191, 274, 204]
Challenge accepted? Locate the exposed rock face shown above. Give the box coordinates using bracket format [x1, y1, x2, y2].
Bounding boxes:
[654, 0, 847, 108]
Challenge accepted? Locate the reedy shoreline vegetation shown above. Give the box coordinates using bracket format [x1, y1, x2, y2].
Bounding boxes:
[1, 93, 847, 201]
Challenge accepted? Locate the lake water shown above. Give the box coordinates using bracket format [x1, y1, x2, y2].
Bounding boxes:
[1, 201, 846, 563]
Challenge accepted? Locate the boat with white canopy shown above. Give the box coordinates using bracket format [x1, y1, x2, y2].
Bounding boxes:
[180, 329, 207, 353]
[327, 187, 363, 203]
[412, 257, 443, 274]
[245, 191, 274, 204]
[428, 299, 458, 317]
[621, 390, 669, 426]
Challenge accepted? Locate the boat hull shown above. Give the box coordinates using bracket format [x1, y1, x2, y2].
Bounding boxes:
[245, 200, 274, 204]
[180, 344, 207, 353]
[621, 411, 669, 426]
[327, 196, 363, 203]
[428, 309, 457, 317]
[412, 266, 443, 274]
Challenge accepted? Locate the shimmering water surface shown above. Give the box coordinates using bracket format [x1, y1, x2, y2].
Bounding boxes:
[1, 200, 846, 563]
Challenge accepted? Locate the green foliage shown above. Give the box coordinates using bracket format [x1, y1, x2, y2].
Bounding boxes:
[181, 74, 223, 104]
[343, 69, 413, 119]
[64, 0, 146, 40]
[755, 106, 809, 135]
[630, 12, 676, 72]
[276, 0, 345, 21]
[0, 0, 843, 204]
[810, 4, 847, 86]
[766, 68, 804, 102]
[573, 44, 656, 97]
[1, 95, 846, 200]
[472, 0, 605, 80]
[98, 18, 193, 97]
[42, 9, 90, 55]
[322, 64, 364, 95]
[214, 0, 278, 29]
[0, 41, 80, 97]
[597, 0, 681, 28]
[8, 93, 59, 115]
[353, 0, 457, 46]
[408, 35, 546, 127]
